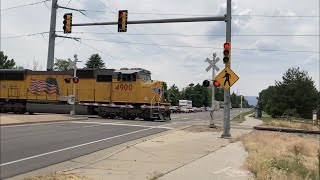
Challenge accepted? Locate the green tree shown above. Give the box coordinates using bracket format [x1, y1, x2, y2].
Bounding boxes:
[54, 58, 73, 71]
[168, 84, 180, 106]
[0, 51, 16, 69]
[85, 54, 105, 69]
[258, 67, 318, 119]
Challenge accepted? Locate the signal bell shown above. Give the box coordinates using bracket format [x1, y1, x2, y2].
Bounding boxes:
[223, 42, 231, 65]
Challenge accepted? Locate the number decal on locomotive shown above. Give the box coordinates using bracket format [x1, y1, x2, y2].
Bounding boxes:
[115, 84, 133, 91]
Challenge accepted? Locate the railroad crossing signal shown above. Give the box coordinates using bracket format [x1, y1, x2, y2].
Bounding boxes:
[205, 57, 220, 72]
[118, 10, 128, 32]
[223, 42, 230, 65]
[63, 13, 72, 33]
[215, 67, 239, 90]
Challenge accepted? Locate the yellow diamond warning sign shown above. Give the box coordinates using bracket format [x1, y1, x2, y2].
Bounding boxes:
[215, 67, 239, 90]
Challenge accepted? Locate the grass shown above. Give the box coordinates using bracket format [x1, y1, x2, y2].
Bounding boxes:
[23, 173, 92, 180]
[232, 109, 255, 123]
[240, 131, 320, 180]
[259, 111, 320, 131]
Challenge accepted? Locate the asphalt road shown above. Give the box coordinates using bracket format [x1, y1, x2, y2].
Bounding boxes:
[0, 108, 251, 179]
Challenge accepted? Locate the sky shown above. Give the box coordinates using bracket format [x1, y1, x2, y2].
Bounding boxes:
[1, 0, 319, 96]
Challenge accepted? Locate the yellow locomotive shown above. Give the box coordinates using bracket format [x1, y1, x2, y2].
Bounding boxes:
[0, 68, 171, 121]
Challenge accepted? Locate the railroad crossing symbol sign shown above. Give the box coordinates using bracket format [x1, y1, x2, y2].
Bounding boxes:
[215, 67, 239, 90]
[205, 55, 220, 72]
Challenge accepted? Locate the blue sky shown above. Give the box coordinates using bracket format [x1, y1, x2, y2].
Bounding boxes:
[1, 0, 319, 96]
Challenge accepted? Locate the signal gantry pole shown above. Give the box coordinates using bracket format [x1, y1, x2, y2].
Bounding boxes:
[221, 0, 232, 138]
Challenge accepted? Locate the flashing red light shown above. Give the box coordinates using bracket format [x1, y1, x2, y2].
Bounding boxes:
[73, 77, 79, 84]
[224, 42, 230, 49]
[213, 80, 220, 87]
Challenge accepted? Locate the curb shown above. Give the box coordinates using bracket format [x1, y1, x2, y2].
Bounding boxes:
[0, 117, 89, 127]
[253, 126, 320, 134]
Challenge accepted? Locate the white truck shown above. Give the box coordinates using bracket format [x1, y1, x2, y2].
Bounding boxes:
[179, 100, 194, 113]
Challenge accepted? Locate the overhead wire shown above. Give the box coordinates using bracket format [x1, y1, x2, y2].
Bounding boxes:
[93, 0, 193, 79]
[79, 9, 320, 18]
[76, 37, 319, 53]
[1, 32, 49, 39]
[0, 0, 51, 11]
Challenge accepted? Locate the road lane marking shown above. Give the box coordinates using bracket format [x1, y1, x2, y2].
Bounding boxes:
[0, 121, 72, 128]
[0, 126, 165, 167]
[182, 118, 190, 120]
[69, 121, 173, 130]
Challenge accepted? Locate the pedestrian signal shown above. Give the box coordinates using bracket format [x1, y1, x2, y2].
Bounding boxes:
[202, 80, 210, 87]
[63, 13, 72, 33]
[118, 10, 128, 32]
[73, 77, 79, 84]
[223, 42, 230, 65]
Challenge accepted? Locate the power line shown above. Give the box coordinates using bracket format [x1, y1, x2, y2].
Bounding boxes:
[0, 0, 50, 11]
[77, 40, 140, 68]
[70, 31, 320, 37]
[79, 37, 320, 53]
[82, 9, 320, 18]
[1, 32, 49, 39]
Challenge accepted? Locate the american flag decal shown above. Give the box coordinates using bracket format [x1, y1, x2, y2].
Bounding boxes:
[27, 77, 60, 95]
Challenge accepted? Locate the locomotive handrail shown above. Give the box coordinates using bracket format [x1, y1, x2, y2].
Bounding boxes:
[157, 92, 162, 106]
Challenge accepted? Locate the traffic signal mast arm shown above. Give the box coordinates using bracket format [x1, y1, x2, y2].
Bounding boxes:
[72, 16, 226, 27]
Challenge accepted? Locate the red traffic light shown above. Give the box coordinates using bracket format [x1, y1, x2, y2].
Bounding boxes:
[224, 42, 230, 49]
[213, 80, 220, 87]
[73, 77, 79, 84]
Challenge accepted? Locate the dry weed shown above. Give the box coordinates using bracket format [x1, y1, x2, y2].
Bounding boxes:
[240, 131, 319, 179]
[266, 120, 319, 131]
[23, 173, 92, 180]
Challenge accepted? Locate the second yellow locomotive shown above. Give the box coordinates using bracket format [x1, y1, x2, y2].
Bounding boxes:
[0, 68, 171, 121]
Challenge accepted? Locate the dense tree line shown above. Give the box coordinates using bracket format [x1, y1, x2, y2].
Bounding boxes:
[167, 83, 251, 108]
[258, 67, 319, 119]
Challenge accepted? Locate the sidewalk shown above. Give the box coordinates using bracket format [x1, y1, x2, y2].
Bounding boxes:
[160, 115, 262, 180]
[11, 115, 263, 180]
[0, 113, 87, 125]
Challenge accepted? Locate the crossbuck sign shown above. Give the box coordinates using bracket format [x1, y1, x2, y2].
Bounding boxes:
[205, 53, 220, 72]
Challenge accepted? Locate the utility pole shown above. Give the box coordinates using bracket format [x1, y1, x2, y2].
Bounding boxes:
[221, 0, 232, 138]
[47, 0, 58, 71]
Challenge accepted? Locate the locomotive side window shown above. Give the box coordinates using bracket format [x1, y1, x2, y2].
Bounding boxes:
[96, 75, 112, 82]
[132, 73, 136, 81]
[122, 74, 134, 81]
[117, 73, 122, 81]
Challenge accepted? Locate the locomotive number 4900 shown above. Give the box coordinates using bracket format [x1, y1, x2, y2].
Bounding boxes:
[115, 84, 133, 91]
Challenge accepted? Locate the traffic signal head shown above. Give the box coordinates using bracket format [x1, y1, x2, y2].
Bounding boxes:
[73, 77, 79, 84]
[63, 13, 72, 33]
[202, 80, 210, 87]
[64, 77, 71, 83]
[118, 10, 128, 32]
[223, 42, 230, 64]
[213, 80, 220, 87]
